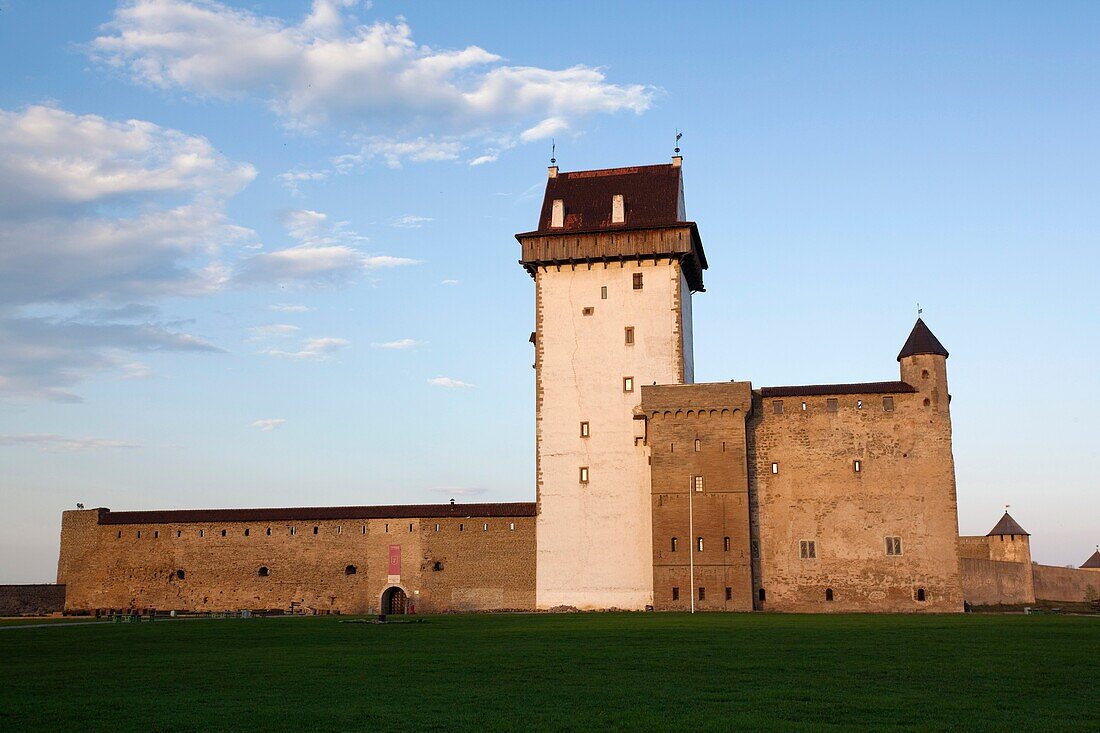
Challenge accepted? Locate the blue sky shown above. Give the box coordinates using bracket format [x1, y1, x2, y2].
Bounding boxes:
[1, 1, 1097, 582]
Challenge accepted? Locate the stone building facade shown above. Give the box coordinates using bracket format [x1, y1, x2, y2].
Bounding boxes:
[54, 156, 1094, 614]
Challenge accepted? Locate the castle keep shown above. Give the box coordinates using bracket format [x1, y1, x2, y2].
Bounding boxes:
[54, 157, 1098, 615]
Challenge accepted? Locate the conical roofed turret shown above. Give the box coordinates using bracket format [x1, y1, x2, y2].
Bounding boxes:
[897, 318, 949, 361]
[1081, 549, 1100, 569]
[987, 511, 1029, 537]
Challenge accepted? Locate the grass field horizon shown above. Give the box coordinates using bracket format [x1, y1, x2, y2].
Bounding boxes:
[2, 612, 1096, 731]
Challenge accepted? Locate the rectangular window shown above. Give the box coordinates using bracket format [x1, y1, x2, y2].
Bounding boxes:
[751, 539, 760, 559]
[244, 528, 249, 537]
[801, 401, 808, 411]
[509, 522, 515, 531]
[137, 531, 141, 539]
[199, 529, 205, 537]
[612, 194, 625, 223]
[724, 536, 731, 552]
[725, 587, 732, 601]
[697, 537, 704, 552]
[434, 523, 440, 532]
[600, 285, 607, 300]
[221, 529, 227, 537]
[693, 475, 704, 492]
[800, 540, 817, 559]
[268, 527, 272, 536]
[772, 400, 784, 414]
[623, 376, 634, 393]
[582, 306, 594, 316]
[580, 421, 590, 438]
[883, 396, 895, 412]
[336, 526, 341, 534]
[672, 587, 679, 601]
[632, 272, 643, 290]
[698, 587, 706, 601]
[579, 466, 589, 483]
[361, 525, 365, 535]
[289, 527, 295, 536]
[313, 526, 318, 535]
[551, 199, 564, 228]
[694, 439, 701, 452]
[483, 523, 489, 532]
[827, 398, 838, 412]
[176, 530, 182, 538]
[854, 459, 862, 473]
[771, 462, 779, 474]
[857, 399, 863, 409]
[624, 326, 634, 345]
[886, 536, 903, 555]
[409, 523, 414, 532]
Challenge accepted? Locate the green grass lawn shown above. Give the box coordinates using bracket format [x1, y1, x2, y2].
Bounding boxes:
[1, 613, 1097, 732]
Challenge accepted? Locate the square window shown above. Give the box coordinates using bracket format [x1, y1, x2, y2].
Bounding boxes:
[771, 462, 779, 474]
[693, 475, 704, 492]
[827, 398, 838, 412]
[580, 421, 590, 438]
[772, 400, 784, 414]
[883, 396, 895, 412]
[601, 286, 608, 300]
[800, 540, 817, 559]
[633, 272, 643, 290]
[623, 376, 634, 393]
[624, 326, 635, 345]
[579, 466, 590, 483]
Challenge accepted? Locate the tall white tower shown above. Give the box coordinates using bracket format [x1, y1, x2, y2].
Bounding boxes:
[516, 157, 708, 609]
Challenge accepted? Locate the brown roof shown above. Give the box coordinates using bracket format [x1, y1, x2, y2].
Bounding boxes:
[758, 381, 917, 398]
[96, 502, 537, 525]
[897, 318, 949, 361]
[986, 511, 1029, 536]
[1080, 550, 1100, 569]
[530, 164, 683, 233]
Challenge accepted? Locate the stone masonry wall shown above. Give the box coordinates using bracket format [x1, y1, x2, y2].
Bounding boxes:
[747, 354, 963, 613]
[0, 585, 66, 615]
[1033, 564, 1100, 603]
[57, 509, 535, 614]
[642, 382, 754, 611]
[959, 558, 1033, 606]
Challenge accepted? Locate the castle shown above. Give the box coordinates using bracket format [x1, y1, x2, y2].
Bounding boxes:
[54, 157, 1098, 615]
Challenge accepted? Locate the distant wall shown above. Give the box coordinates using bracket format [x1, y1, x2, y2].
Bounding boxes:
[1033, 565, 1100, 603]
[960, 558, 1033, 606]
[0, 584, 65, 615]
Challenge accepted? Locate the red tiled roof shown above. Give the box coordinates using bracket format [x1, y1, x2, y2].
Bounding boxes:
[96, 502, 537, 525]
[529, 164, 682, 233]
[898, 318, 949, 361]
[758, 381, 917, 398]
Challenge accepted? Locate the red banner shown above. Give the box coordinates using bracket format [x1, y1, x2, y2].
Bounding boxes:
[388, 544, 401, 576]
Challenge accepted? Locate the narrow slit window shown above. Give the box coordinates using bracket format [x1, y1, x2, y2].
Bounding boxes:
[624, 326, 634, 345]
[580, 421, 590, 438]
[137, 531, 141, 539]
[725, 587, 732, 601]
[267, 527, 272, 536]
[672, 587, 679, 601]
[579, 466, 589, 484]
[434, 523, 440, 532]
[509, 522, 515, 531]
[221, 529, 226, 537]
[724, 536, 731, 552]
[313, 526, 319, 535]
[857, 399, 863, 409]
[409, 523, 414, 532]
[600, 285, 607, 300]
[632, 272, 643, 290]
[801, 401, 808, 412]
[854, 459, 862, 473]
[289, 527, 295, 536]
[199, 529, 205, 538]
[771, 462, 779, 474]
[154, 531, 158, 539]
[176, 530, 181, 538]
[671, 537, 678, 552]
[483, 523, 489, 532]
[623, 376, 634, 393]
[697, 537, 704, 552]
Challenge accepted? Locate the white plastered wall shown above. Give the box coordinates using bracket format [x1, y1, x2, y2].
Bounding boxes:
[535, 259, 687, 609]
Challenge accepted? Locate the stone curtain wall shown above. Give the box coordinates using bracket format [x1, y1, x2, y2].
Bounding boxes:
[959, 558, 1034, 606]
[57, 509, 535, 614]
[1033, 565, 1100, 603]
[0, 585, 66, 615]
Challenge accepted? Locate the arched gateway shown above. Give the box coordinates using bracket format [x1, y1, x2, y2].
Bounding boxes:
[380, 586, 407, 615]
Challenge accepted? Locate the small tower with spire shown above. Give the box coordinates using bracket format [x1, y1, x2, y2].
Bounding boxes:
[898, 317, 950, 413]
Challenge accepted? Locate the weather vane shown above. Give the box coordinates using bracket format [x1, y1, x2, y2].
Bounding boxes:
[917, 302, 922, 317]
[674, 129, 682, 155]
[550, 139, 556, 166]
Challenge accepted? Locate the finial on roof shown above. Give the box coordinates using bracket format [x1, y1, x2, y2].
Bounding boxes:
[550, 139, 556, 166]
[897, 317, 949, 361]
[674, 129, 682, 155]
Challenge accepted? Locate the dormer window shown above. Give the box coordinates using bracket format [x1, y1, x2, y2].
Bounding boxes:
[612, 194, 624, 223]
[551, 199, 564, 228]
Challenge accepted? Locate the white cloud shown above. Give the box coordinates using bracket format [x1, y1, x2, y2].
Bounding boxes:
[250, 418, 286, 432]
[91, 1, 655, 164]
[276, 169, 329, 196]
[392, 215, 433, 228]
[372, 338, 422, 350]
[441, 279, 460, 285]
[119, 362, 153, 379]
[428, 376, 474, 388]
[468, 154, 498, 167]
[0, 433, 139, 451]
[237, 209, 418, 284]
[262, 336, 349, 361]
[267, 303, 312, 312]
[248, 324, 300, 340]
